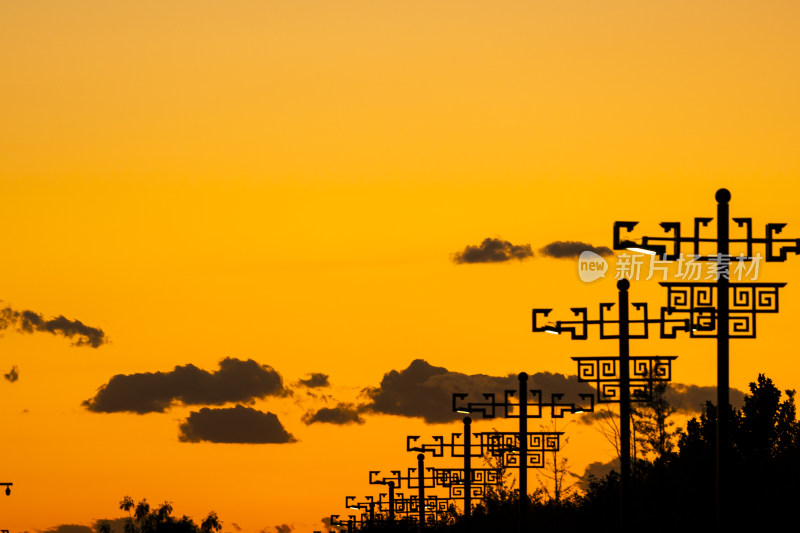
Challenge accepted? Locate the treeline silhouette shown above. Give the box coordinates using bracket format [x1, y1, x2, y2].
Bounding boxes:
[98, 496, 222, 533]
[340, 373, 800, 532]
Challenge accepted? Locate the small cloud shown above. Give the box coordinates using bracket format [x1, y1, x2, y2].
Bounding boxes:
[577, 407, 619, 426]
[539, 241, 613, 259]
[452, 238, 534, 264]
[302, 403, 364, 425]
[298, 373, 330, 388]
[231, 524, 242, 532]
[84, 358, 290, 414]
[578, 459, 620, 489]
[0, 306, 107, 347]
[40, 525, 93, 533]
[91, 518, 129, 533]
[4, 365, 18, 383]
[178, 405, 297, 444]
[274, 526, 293, 533]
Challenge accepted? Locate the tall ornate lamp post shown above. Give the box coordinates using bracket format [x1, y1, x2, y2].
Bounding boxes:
[345, 496, 379, 528]
[452, 373, 592, 532]
[328, 514, 354, 532]
[612, 188, 799, 527]
[532, 278, 683, 529]
[406, 416, 487, 525]
[369, 455, 439, 530]
[368, 472, 398, 525]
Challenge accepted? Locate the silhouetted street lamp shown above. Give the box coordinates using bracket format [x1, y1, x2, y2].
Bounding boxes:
[369, 455, 440, 530]
[406, 416, 486, 524]
[369, 472, 399, 524]
[533, 278, 683, 529]
[613, 188, 799, 528]
[452, 373, 592, 533]
[328, 514, 354, 531]
[345, 495, 379, 528]
[0, 483, 10, 496]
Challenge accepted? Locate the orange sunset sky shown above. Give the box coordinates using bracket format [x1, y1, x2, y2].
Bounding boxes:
[2, 1, 800, 532]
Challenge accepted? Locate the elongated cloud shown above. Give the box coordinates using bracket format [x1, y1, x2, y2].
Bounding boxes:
[362, 359, 594, 423]
[40, 525, 93, 533]
[363, 360, 738, 425]
[178, 405, 296, 444]
[663, 383, 745, 412]
[302, 403, 364, 425]
[539, 241, 613, 258]
[577, 383, 746, 425]
[0, 306, 107, 347]
[84, 358, 290, 414]
[452, 238, 534, 264]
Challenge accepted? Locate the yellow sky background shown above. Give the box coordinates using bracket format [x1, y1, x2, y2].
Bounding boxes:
[2, 1, 800, 531]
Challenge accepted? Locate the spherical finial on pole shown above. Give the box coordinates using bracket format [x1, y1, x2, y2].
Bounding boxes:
[518, 372, 528, 382]
[716, 188, 731, 203]
[463, 416, 472, 425]
[417, 453, 425, 461]
[617, 278, 630, 291]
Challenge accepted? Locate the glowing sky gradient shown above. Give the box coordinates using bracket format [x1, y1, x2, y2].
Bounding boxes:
[2, 1, 800, 531]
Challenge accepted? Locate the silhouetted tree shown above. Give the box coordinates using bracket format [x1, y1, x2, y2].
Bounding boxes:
[116, 496, 221, 533]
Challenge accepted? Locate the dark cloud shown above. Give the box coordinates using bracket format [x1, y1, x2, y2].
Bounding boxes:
[452, 238, 534, 264]
[231, 524, 242, 532]
[664, 383, 745, 412]
[91, 518, 129, 533]
[298, 373, 330, 388]
[577, 383, 746, 425]
[362, 359, 594, 424]
[4, 365, 18, 383]
[361, 360, 745, 426]
[40, 525, 93, 533]
[271, 526, 293, 533]
[302, 403, 364, 425]
[0, 306, 107, 347]
[178, 405, 296, 444]
[578, 459, 620, 489]
[539, 241, 613, 258]
[84, 358, 290, 414]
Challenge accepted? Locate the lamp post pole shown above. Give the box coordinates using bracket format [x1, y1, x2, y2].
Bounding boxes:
[463, 417, 472, 523]
[715, 189, 730, 528]
[617, 281, 631, 528]
[417, 453, 425, 530]
[518, 373, 528, 533]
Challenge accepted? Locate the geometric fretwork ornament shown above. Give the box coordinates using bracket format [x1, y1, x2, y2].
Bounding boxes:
[660, 281, 785, 338]
[573, 355, 677, 404]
